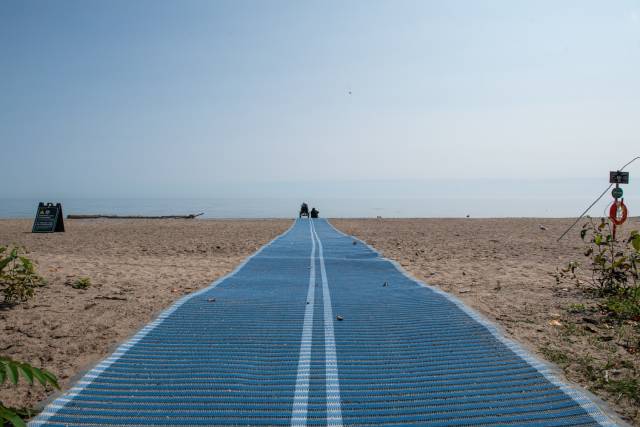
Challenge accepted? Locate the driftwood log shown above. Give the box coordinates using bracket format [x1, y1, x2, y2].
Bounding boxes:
[67, 213, 204, 220]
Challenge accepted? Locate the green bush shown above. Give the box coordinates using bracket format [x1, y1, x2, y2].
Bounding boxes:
[0, 357, 59, 427]
[0, 246, 44, 304]
[567, 303, 587, 314]
[71, 277, 91, 290]
[0, 248, 57, 425]
[604, 287, 640, 321]
[557, 219, 640, 320]
[578, 220, 639, 296]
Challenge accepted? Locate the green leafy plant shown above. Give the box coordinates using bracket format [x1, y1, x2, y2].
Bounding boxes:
[578, 219, 639, 295]
[558, 219, 640, 320]
[574, 356, 640, 405]
[0, 246, 44, 304]
[0, 357, 59, 427]
[603, 287, 640, 321]
[567, 303, 587, 314]
[539, 346, 569, 365]
[70, 277, 91, 289]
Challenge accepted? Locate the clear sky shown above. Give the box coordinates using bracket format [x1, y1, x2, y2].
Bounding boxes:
[1, 0, 639, 198]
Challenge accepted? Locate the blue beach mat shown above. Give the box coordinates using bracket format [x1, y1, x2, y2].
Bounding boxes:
[30, 219, 618, 426]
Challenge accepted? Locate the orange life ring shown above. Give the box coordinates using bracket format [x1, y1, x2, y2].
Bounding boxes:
[609, 200, 628, 225]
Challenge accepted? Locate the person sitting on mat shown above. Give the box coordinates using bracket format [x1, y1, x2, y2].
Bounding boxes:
[299, 203, 309, 218]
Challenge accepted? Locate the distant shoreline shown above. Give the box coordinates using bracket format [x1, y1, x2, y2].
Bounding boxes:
[1, 195, 637, 219]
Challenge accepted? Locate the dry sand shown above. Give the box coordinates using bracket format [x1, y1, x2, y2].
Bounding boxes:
[1, 217, 638, 424]
[0, 219, 291, 410]
[332, 218, 640, 425]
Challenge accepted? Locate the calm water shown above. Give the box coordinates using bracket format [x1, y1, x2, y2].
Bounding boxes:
[0, 196, 636, 219]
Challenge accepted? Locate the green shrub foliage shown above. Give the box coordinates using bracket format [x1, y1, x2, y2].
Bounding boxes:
[71, 277, 91, 289]
[0, 357, 59, 427]
[0, 246, 44, 304]
[1, 247, 51, 425]
[558, 219, 640, 320]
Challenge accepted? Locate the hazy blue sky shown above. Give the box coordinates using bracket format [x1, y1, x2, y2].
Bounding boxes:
[1, 1, 639, 198]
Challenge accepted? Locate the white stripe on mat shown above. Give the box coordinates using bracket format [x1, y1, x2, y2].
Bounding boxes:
[312, 220, 344, 427]
[291, 219, 317, 427]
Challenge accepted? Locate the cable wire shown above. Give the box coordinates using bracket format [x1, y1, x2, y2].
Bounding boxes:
[557, 156, 639, 241]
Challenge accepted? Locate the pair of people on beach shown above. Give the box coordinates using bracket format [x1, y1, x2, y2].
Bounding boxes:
[299, 203, 319, 218]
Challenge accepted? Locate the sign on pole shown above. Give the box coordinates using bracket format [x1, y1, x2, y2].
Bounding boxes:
[609, 171, 629, 184]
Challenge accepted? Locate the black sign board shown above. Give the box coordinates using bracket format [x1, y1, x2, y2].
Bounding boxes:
[609, 171, 629, 184]
[32, 203, 65, 233]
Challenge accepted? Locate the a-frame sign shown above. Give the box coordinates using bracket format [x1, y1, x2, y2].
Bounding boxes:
[32, 202, 65, 233]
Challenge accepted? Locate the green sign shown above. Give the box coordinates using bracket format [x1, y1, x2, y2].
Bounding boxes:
[32, 202, 65, 233]
[612, 187, 623, 199]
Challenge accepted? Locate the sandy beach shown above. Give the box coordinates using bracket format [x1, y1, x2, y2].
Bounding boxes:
[333, 218, 640, 425]
[0, 219, 291, 411]
[1, 217, 638, 424]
